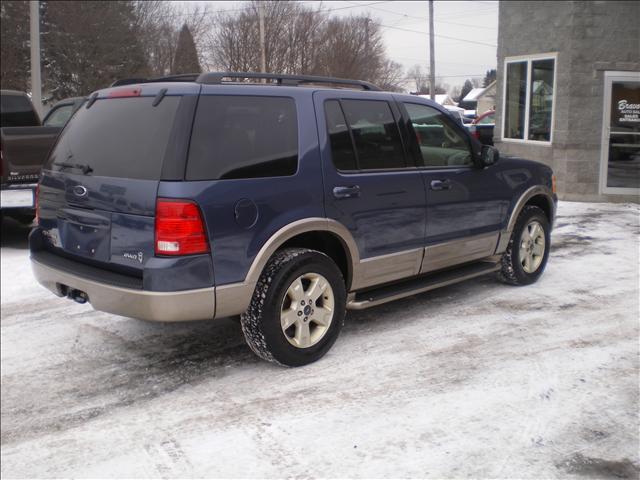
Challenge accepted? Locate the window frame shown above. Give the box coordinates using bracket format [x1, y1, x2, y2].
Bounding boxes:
[501, 52, 558, 146]
[323, 98, 412, 174]
[599, 70, 640, 196]
[402, 101, 476, 170]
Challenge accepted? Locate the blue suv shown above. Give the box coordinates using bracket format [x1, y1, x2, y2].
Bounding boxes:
[30, 72, 557, 366]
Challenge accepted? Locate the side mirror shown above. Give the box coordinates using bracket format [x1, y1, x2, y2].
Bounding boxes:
[479, 144, 499, 167]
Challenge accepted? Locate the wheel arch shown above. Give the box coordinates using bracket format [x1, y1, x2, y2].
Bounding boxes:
[506, 186, 555, 234]
[244, 218, 360, 290]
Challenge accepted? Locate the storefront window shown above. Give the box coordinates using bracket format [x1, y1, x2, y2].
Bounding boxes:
[528, 59, 554, 141]
[503, 55, 556, 143]
[504, 62, 526, 139]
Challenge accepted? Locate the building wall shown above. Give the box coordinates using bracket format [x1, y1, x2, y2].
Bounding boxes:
[494, 1, 640, 202]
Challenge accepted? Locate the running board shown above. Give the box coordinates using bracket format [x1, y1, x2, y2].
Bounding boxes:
[347, 261, 501, 310]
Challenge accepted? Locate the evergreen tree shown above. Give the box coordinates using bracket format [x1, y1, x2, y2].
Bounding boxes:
[458, 79, 474, 102]
[482, 69, 496, 87]
[172, 24, 200, 74]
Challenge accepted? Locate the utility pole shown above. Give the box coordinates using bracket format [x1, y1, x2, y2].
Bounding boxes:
[428, 0, 436, 101]
[29, 0, 42, 117]
[258, 2, 266, 74]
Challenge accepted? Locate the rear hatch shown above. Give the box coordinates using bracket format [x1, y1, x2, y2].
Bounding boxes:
[37, 83, 199, 275]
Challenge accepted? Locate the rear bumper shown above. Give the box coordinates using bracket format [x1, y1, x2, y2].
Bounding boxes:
[31, 257, 216, 322]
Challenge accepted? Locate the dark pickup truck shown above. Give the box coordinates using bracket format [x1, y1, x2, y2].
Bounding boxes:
[1, 90, 83, 223]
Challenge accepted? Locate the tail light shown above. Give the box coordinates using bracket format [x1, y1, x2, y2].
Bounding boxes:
[471, 128, 480, 140]
[155, 199, 209, 256]
[552, 175, 557, 194]
[35, 183, 40, 225]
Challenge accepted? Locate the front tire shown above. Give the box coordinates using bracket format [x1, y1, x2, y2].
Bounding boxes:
[240, 248, 346, 367]
[499, 205, 550, 285]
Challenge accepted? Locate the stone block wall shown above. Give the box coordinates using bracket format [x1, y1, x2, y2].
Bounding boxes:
[493, 1, 640, 202]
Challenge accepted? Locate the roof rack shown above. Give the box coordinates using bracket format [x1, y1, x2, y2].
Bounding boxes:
[110, 74, 200, 87]
[111, 72, 381, 91]
[196, 72, 381, 91]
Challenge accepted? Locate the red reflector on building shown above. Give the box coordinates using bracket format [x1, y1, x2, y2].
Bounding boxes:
[155, 199, 209, 256]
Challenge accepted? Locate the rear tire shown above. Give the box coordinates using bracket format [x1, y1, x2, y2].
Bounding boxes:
[499, 205, 550, 285]
[240, 248, 346, 367]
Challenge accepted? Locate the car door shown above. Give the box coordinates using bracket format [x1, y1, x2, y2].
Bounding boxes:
[314, 91, 427, 289]
[398, 100, 509, 273]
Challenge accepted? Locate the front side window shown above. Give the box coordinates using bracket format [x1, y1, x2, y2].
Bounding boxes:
[404, 103, 472, 167]
[187, 96, 298, 180]
[504, 56, 556, 142]
[339, 99, 406, 170]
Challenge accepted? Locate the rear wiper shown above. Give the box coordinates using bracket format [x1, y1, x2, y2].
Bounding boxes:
[53, 161, 94, 175]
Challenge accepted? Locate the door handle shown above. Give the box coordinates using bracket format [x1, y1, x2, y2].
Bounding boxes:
[333, 185, 361, 199]
[430, 179, 451, 191]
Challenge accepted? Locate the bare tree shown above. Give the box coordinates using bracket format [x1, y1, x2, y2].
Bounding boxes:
[407, 65, 429, 94]
[206, 2, 404, 90]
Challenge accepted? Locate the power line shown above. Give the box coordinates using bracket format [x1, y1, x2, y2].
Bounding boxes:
[343, 1, 498, 30]
[376, 23, 497, 47]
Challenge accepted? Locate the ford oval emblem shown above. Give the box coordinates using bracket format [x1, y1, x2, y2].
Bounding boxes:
[73, 185, 88, 197]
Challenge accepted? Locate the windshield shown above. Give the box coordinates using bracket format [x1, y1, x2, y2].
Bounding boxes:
[45, 96, 181, 180]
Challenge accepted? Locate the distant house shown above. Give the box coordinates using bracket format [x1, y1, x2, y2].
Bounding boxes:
[476, 81, 496, 115]
[458, 87, 485, 111]
[494, 0, 639, 202]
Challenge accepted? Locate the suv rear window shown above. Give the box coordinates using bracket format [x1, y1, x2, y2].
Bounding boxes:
[186, 95, 298, 180]
[1, 93, 39, 127]
[46, 96, 181, 180]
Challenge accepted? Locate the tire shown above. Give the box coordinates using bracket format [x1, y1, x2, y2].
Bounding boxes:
[240, 248, 346, 367]
[498, 205, 550, 286]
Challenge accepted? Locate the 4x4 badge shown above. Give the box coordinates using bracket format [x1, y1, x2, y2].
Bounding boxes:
[123, 251, 143, 264]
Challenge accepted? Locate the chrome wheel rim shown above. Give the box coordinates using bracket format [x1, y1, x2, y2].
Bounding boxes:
[520, 220, 546, 274]
[281, 273, 335, 349]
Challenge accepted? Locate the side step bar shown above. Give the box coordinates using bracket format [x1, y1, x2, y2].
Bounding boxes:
[347, 261, 501, 310]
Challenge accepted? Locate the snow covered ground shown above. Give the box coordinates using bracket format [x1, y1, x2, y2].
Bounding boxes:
[1, 201, 639, 479]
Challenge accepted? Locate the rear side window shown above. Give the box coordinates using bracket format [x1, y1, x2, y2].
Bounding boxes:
[324, 100, 357, 171]
[46, 96, 181, 180]
[1, 93, 39, 127]
[187, 96, 298, 180]
[340, 99, 406, 170]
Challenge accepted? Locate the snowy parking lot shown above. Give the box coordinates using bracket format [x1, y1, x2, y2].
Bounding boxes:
[1, 201, 639, 478]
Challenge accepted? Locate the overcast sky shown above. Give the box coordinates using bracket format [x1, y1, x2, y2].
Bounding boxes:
[180, 0, 499, 91]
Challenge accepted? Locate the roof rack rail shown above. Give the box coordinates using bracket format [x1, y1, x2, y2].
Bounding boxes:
[110, 74, 200, 87]
[110, 72, 382, 91]
[196, 72, 381, 91]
